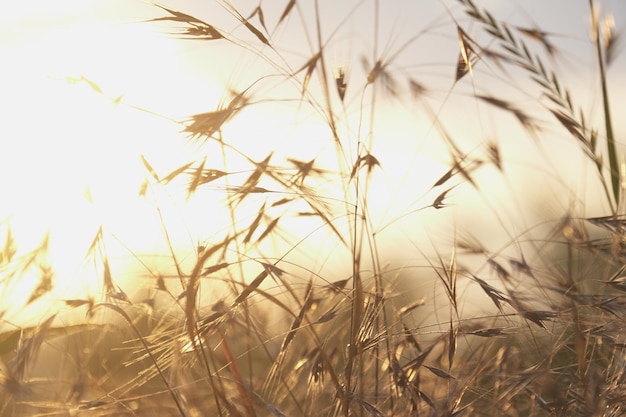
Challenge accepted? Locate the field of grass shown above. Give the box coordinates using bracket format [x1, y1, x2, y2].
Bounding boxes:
[1, 0, 625, 416]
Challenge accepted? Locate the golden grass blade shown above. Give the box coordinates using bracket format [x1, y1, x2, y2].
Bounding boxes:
[271, 197, 293, 207]
[187, 158, 206, 198]
[256, 218, 280, 244]
[77, 75, 103, 94]
[549, 109, 588, 145]
[26, 265, 53, 305]
[448, 321, 457, 369]
[487, 258, 511, 282]
[469, 275, 509, 312]
[243, 20, 270, 46]
[1, 226, 16, 265]
[102, 257, 114, 294]
[424, 365, 455, 380]
[225, 1, 271, 47]
[399, 298, 426, 316]
[151, 4, 209, 25]
[433, 187, 454, 209]
[202, 262, 230, 277]
[316, 303, 341, 323]
[199, 168, 228, 185]
[404, 343, 434, 374]
[288, 158, 321, 182]
[350, 153, 381, 180]
[456, 27, 478, 81]
[281, 282, 313, 352]
[334, 66, 348, 101]
[520, 310, 556, 328]
[298, 52, 321, 96]
[185, 109, 233, 140]
[476, 94, 540, 136]
[602, 14, 622, 67]
[150, 4, 224, 40]
[63, 298, 94, 308]
[366, 59, 382, 84]
[433, 167, 454, 188]
[243, 203, 266, 244]
[231, 154, 272, 206]
[516, 26, 557, 57]
[408, 78, 428, 98]
[140, 154, 159, 182]
[160, 161, 194, 184]
[138, 178, 149, 197]
[256, 7, 268, 33]
[454, 159, 479, 189]
[508, 257, 533, 278]
[185, 92, 247, 143]
[466, 327, 505, 337]
[84, 226, 103, 260]
[278, 0, 297, 26]
[487, 141, 501, 171]
[416, 389, 436, 410]
[232, 268, 269, 306]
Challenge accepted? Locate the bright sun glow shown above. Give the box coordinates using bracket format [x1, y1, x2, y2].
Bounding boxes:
[1, 0, 625, 331]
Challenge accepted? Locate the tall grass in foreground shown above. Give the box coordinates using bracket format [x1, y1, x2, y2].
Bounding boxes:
[1, 0, 625, 416]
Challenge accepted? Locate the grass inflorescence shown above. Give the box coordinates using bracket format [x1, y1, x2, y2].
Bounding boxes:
[1, 1, 625, 416]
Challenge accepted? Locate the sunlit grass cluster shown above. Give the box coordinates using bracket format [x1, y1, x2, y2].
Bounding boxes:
[1, 0, 625, 416]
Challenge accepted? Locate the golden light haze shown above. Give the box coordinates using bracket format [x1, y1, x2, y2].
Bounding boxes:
[1, 0, 625, 329]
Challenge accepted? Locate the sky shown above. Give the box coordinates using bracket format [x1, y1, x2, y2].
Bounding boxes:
[0, 0, 624, 328]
